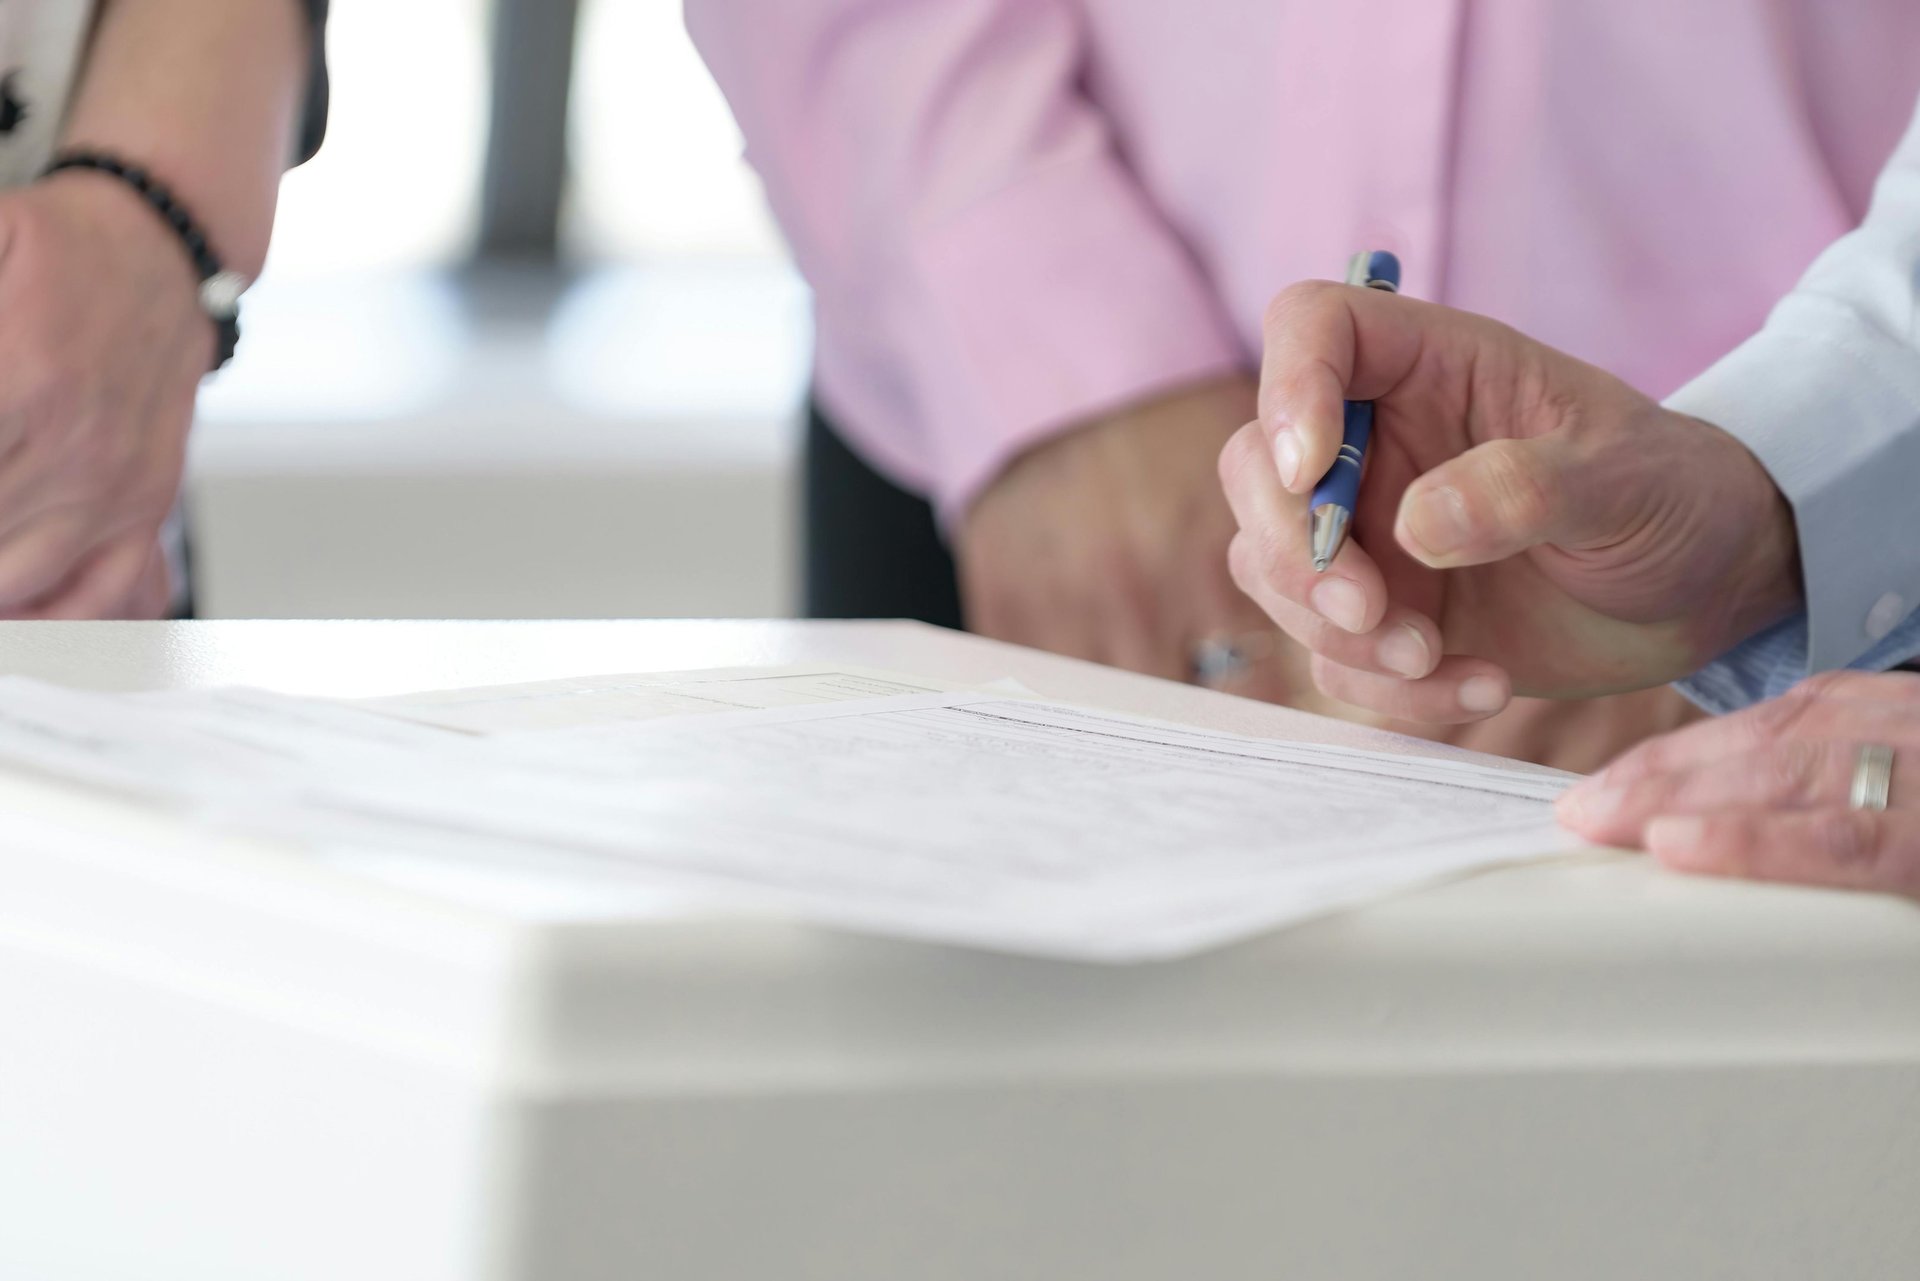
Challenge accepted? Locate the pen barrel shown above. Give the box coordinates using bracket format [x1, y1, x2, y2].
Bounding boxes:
[1308, 399, 1372, 514]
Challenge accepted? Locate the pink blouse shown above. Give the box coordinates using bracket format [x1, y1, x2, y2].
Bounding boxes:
[689, 0, 1920, 521]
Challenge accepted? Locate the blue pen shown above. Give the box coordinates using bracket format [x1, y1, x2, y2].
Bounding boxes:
[1309, 250, 1402, 572]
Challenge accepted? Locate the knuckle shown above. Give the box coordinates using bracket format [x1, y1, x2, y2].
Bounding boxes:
[1748, 686, 1820, 744]
[1622, 771, 1676, 815]
[1248, 525, 1293, 595]
[1217, 423, 1263, 493]
[1262, 279, 1338, 334]
[1812, 669, 1920, 704]
[1226, 531, 1260, 594]
[1810, 810, 1882, 871]
[1228, 524, 1283, 593]
[1307, 652, 1348, 699]
[1761, 740, 1824, 803]
[1260, 294, 1294, 337]
[1794, 670, 1851, 700]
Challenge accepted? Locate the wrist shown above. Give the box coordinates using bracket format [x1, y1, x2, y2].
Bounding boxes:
[40, 156, 245, 369]
[46, 144, 268, 280]
[1708, 417, 1805, 649]
[35, 167, 200, 288]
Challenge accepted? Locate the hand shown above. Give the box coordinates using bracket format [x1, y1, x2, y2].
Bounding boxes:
[1558, 670, 1920, 897]
[0, 172, 209, 618]
[1219, 281, 1802, 723]
[958, 375, 1295, 696]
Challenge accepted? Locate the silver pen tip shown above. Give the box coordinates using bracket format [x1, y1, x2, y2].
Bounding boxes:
[1309, 505, 1351, 574]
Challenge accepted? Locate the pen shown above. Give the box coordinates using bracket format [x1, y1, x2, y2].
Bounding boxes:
[1309, 249, 1402, 572]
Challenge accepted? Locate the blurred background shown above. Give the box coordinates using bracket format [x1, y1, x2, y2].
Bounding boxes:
[189, 0, 807, 618]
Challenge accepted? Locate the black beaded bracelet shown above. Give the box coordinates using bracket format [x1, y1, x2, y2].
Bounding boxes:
[40, 150, 247, 371]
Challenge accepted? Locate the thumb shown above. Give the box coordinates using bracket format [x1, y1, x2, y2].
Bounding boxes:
[1394, 436, 1585, 568]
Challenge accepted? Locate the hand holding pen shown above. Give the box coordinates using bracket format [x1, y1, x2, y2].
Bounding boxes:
[1217, 269, 1800, 723]
[1309, 250, 1401, 572]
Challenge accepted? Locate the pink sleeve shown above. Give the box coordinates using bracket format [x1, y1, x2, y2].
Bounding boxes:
[686, 0, 1247, 522]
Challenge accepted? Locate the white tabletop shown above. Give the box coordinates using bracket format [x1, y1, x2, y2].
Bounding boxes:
[4, 618, 1915, 1071]
[6, 621, 1919, 1281]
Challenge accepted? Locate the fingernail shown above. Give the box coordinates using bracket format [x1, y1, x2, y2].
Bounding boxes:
[1272, 427, 1301, 490]
[1647, 815, 1707, 864]
[1310, 577, 1368, 633]
[1459, 674, 1507, 713]
[1402, 486, 1471, 560]
[1376, 624, 1431, 678]
[1556, 785, 1623, 827]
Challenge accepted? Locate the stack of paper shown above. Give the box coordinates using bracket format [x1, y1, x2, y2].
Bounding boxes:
[0, 668, 1579, 961]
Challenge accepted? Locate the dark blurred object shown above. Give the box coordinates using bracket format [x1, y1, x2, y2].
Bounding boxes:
[804, 398, 962, 629]
[297, 0, 330, 163]
[0, 70, 30, 136]
[479, 0, 578, 257]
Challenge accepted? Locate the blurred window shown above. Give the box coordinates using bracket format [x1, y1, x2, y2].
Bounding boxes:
[265, 0, 490, 279]
[566, 0, 784, 261]
[200, 0, 490, 421]
[201, 0, 807, 432]
[555, 0, 809, 422]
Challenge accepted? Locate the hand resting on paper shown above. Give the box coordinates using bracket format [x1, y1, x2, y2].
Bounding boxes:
[1558, 670, 1920, 898]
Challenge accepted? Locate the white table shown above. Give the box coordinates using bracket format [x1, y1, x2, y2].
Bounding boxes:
[2, 621, 1916, 1281]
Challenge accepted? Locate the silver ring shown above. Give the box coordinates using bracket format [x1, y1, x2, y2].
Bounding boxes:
[1849, 743, 1896, 812]
[1189, 633, 1279, 688]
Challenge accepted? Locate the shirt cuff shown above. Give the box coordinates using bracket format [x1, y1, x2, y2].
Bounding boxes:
[1678, 606, 1920, 715]
[1664, 295, 1920, 677]
[903, 149, 1247, 522]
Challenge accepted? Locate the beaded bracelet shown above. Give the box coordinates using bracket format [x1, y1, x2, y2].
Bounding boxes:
[40, 149, 248, 371]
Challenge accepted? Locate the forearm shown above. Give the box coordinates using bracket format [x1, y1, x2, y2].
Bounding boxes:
[689, 0, 1244, 522]
[57, 0, 311, 279]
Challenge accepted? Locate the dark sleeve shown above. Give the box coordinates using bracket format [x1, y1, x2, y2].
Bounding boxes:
[293, 0, 330, 164]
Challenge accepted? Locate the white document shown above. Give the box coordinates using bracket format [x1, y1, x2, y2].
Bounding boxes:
[0, 678, 1580, 962]
[360, 665, 958, 734]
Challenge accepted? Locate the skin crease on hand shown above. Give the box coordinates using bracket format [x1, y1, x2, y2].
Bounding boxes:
[1558, 669, 1920, 899]
[1221, 280, 1804, 727]
[955, 370, 1707, 774]
[0, 174, 208, 618]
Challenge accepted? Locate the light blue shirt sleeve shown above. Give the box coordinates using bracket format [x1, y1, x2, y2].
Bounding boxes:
[1677, 611, 1920, 717]
[1665, 93, 1920, 713]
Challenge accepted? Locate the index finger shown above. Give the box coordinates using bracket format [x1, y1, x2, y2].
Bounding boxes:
[1257, 278, 1426, 495]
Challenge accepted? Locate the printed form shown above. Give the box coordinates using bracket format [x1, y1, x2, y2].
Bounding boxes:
[0, 674, 1580, 961]
[360, 665, 960, 733]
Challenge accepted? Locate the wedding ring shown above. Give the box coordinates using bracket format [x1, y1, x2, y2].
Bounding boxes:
[1848, 743, 1896, 812]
